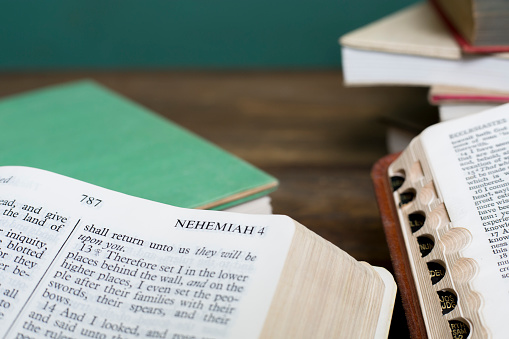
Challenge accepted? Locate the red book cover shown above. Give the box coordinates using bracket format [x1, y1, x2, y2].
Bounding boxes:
[429, 86, 509, 105]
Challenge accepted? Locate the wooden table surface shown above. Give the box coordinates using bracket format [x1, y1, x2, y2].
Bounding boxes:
[0, 71, 437, 338]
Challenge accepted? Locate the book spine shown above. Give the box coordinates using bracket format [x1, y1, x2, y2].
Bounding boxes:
[388, 138, 488, 338]
[429, 93, 509, 105]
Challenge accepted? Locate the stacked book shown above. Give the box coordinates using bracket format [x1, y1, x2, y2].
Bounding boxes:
[340, 0, 509, 152]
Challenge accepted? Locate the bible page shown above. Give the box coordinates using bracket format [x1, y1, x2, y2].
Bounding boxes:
[0, 166, 294, 339]
[420, 104, 509, 337]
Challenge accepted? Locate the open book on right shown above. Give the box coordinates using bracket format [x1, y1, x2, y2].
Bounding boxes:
[372, 104, 509, 338]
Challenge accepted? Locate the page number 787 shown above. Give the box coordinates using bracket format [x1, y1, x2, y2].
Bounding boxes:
[81, 194, 102, 207]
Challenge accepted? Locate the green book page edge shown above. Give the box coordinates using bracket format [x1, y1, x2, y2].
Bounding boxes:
[0, 80, 277, 209]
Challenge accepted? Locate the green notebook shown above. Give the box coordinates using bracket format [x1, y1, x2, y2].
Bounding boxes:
[0, 81, 277, 210]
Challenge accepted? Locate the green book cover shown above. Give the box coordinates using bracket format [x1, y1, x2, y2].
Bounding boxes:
[0, 81, 277, 210]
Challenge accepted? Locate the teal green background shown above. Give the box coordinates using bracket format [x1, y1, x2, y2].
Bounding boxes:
[1, 0, 416, 69]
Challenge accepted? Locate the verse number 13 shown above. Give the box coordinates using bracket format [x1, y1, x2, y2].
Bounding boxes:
[81, 194, 102, 207]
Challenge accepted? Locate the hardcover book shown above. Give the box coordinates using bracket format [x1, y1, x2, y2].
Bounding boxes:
[429, 85, 509, 105]
[428, 85, 506, 121]
[0, 81, 277, 212]
[373, 103, 509, 338]
[430, 0, 509, 53]
[340, 2, 509, 92]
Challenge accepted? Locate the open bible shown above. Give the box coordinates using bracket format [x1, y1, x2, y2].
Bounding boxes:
[373, 103, 509, 338]
[0, 166, 395, 339]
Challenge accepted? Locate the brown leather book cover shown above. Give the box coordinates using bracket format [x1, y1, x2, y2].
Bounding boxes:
[371, 153, 428, 339]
